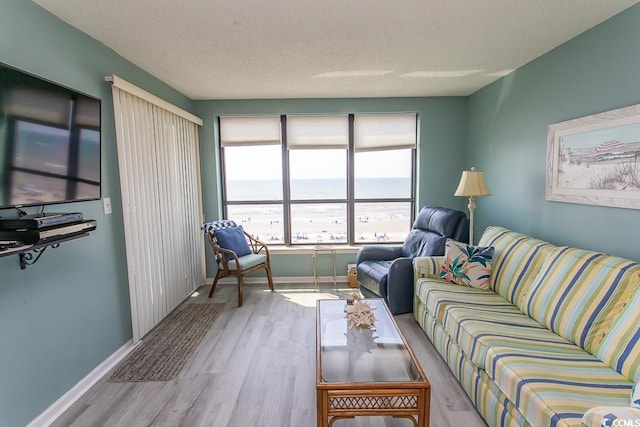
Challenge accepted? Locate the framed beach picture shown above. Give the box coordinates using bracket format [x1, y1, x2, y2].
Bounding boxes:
[546, 104, 640, 209]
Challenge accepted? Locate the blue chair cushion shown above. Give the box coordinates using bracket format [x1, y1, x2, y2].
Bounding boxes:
[401, 206, 469, 258]
[213, 226, 252, 258]
[358, 260, 393, 298]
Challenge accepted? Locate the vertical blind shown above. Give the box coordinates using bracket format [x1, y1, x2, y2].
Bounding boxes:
[109, 74, 205, 343]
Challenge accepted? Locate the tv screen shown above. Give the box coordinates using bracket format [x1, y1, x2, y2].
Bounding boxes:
[0, 63, 101, 210]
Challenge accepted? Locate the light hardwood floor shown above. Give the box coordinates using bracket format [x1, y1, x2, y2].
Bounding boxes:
[52, 282, 487, 427]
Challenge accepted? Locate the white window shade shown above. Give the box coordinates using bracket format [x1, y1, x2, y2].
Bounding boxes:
[8, 88, 71, 126]
[75, 97, 100, 128]
[354, 113, 417, 152]
[286, 115, 349, 149]
[220, 116, 281, 147]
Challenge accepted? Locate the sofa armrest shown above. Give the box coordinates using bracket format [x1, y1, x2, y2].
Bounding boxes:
[413, 256, 446, 279]
[356, 245, 404, 264]
[386, 257, 415, 315]
[582, 406, 640, 427]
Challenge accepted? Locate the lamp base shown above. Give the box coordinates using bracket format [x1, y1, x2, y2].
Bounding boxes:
[467, 196, 476, 245]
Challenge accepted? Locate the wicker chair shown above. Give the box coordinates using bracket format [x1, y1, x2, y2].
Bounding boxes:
[203, 220, 274, 307]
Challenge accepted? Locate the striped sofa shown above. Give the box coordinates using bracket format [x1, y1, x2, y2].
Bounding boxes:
[413, 226, 640, 427]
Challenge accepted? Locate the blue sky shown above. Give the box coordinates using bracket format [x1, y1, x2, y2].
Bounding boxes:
[562, 122, 640, 150]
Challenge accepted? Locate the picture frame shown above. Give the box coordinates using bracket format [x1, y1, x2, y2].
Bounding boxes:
[546, 104, 640, 209]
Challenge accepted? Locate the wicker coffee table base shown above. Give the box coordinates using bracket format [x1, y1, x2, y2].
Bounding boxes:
[316, 299, 430, 427]
[317, 387, 430, 427]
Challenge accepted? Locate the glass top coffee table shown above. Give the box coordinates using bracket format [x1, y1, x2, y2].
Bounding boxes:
[316, 298, 430, 427]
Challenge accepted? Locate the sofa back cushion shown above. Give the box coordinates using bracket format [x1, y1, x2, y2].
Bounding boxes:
[521, 247, 640, 355]
[595, 281, 640, 381]
[477, 226, 556, 307]
[401, 206, 469, 258]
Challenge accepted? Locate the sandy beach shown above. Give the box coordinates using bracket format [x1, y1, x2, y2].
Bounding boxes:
[558, 159, 640, 190]
[232, 206, 411, 244]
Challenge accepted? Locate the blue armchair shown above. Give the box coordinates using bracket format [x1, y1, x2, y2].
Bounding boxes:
[356, 206, 469, 314]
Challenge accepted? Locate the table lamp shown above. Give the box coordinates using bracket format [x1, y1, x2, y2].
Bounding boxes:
[454, 167, 490, 245]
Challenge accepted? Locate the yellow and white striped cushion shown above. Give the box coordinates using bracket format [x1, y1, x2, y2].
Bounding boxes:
[582, 406, 640, 427]
[441, 306, 586, 369]
[486, 346, 633, 427]
[521, 247, 640, 354]
[595, 282, 640, 382]
[414, 279, 507, 323]
[477, 226, 557, 307]
[413, 256, 445, 279]
[415, 279, 585, 369]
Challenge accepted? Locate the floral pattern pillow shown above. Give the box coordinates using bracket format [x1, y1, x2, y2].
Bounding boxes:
[439, 239, 494, 290]
[632, 379, 640, 408]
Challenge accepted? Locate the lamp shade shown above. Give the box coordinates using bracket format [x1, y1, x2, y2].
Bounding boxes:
[454, 167, 491, 197]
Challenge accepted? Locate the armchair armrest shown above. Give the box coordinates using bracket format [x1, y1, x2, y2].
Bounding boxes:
[582, 406, 640, 427]
[413, 256, 446, 279]
[245, 232, 270, 259]
[356, 245, 404, 264]
[215, 246, 240, 273]
[386, 257, 415, 315]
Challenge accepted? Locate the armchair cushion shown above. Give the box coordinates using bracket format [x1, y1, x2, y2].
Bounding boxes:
[228, 253, 267, 271]
[213, 226, 251, 259]
[356, 245, 404, 264]
[402, 230, 446, 259]
[358, 260, 393, 298]
[402, 206, 469, 258]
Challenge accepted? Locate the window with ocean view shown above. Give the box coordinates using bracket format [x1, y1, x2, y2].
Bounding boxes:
[219, 113, 416, 245]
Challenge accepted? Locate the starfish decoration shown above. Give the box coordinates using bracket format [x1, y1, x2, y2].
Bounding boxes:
[344, 294, 377, 330]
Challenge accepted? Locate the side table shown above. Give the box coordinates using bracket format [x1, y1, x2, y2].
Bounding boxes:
[312, 245, 337, 292]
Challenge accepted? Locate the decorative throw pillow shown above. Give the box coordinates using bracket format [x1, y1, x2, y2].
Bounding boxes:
[632, 379, 640, 409]
[213, 226, 252, 259]
[439, 239, 494, 290]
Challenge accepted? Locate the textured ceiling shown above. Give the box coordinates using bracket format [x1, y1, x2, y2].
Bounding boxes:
[34, 0, 639, 100]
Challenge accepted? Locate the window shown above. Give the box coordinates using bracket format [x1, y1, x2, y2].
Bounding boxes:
[219, 116, 284, 242]
[353, 113, 416, 243]
[219, 113, 416, 245]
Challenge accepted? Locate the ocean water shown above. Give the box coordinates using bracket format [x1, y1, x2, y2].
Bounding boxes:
[226, 177, 411, 200]
[225, 177, 413, 244]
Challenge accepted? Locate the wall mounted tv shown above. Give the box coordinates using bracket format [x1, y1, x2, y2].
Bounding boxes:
[0, 63, 101, 210]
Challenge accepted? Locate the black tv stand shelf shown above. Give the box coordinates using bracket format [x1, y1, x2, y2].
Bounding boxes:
[0, 233, 91, 270]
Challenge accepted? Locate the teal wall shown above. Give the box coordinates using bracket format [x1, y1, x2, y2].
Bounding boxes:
[194, 98, 469, 277]
[0, 2, 194, 426]
[2, 1, 640, 426]
[468, 4, 640, 260]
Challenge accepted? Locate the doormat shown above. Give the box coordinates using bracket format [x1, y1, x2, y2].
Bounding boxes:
[109, 302, 225, 382]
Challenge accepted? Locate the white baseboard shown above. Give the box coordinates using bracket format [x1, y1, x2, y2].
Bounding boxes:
[28, 340, 135, 427]
[212, 275, 350, 285]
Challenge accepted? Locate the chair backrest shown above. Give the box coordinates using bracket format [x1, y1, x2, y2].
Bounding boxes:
[202, 220, 244, 262]
[202, 220, 238, 236]
[401, 206, 469, 258]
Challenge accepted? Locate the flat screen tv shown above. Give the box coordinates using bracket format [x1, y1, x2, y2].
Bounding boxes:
[0, 63, 101, 210]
